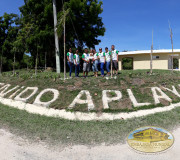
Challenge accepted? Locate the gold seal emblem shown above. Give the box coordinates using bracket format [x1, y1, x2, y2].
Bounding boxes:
[127, 126, 174, 153]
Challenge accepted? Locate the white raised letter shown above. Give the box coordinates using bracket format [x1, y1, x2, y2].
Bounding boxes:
[127, 89, 151, 107]
[68, 90, 95, 111]
[163, 86, 180, 97]
[102, 90, 122, 109]
[0, 85, 19, 97]
[0, 83, 5, 86]
[33, 88, 59, 107]
[9, 86, 25, 99]
[151, 87, 172, 104]
[14, 87, 38, 102]
[0, 84, 11, 97]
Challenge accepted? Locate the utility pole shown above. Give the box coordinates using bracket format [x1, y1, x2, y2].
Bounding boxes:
[150, 30, 153, 74]
[0, 48, 3, 76]
[53, 0, 61, 74]
[45, 52, 47, 70]
[13, 48, 16, 76]
[110, 50, 113, 78]
[35, 43, 38, 76]
[63, 2, 66, 80]
[169, 21, 174, 72]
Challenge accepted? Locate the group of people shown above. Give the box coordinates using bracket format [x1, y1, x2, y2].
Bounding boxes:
[67, 45, 119, 78]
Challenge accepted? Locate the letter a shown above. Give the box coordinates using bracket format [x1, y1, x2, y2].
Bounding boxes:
[151, 87, 172, 104]
[68, 90, 95, 111]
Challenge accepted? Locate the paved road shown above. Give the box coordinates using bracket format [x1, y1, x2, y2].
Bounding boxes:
[0, 127, 180, 160]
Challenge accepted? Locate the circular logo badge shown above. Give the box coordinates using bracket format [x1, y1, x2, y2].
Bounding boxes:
[127, 126, 174, 153]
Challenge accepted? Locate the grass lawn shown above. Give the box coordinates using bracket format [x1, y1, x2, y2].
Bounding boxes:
[0, 102, 180, 146]
[0, 69, 180, 145]
[0, 69, 180, 112]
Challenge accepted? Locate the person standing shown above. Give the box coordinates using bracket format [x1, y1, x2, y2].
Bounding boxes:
[92, 49, 99, 77]
[89, 49, 94, 71]
[105, 47, 111, 76]
[82, 48, 90, 78]
[74, 49, 80, 77]
[111, 45, 119, 75]
[67, 48, 74, 77]
[90, 49, 93, 57]
[98, 48, 105, 77]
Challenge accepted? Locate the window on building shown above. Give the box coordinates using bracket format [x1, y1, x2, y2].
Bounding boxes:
[152, 56, 159, 60]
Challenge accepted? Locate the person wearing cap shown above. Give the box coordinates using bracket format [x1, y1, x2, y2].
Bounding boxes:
[74, 49, 80, 77]
[92, 49, 99, 77]
[67, 48, 74, 77]
[111, 45, 119, 75]
[105, 47, 111, 76]
[98, 48, 105, 77]
[82, 48, 90, 78]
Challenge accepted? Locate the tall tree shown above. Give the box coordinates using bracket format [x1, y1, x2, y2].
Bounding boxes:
[0, 13, 20, 72]
[19, 0, 105, 70]
[57, 0, 105, 49]
[20, 0, 57, 69]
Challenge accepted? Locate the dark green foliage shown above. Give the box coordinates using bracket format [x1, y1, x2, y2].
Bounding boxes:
[122, 57, 133, 70]
[0, 13, 22, 71]
[0, 0, 105, 72]
[173, 58, 179, 69]
[57, 0, 105, 49]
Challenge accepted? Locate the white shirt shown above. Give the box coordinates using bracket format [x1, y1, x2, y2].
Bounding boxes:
[74, 54, 80, 65]
[105, 51, 111, 62]
[82, 53, 90, 62]
[99, 52, 105, 63]
[67, 52, 74, 63]
[93, 53, 99, 61]
[112, 49, 118, 61]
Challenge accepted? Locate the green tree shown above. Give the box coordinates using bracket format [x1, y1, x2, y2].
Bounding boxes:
[57, 0, 105, 49]
[0, 13, 20, 73]
[122, 58, 133, 70]
[19, 0, 105, 70]
[21, 53, 33, 69]
[19, 0, 56, 68]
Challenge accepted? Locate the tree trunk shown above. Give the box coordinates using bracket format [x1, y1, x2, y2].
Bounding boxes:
[53, 0, 61, 74]
[111, 50, 113, 78]
[13, 52, 16, 76]
[45, 52, 47, 70]
[0, 49, 3, 76]
[35, 46, 38, 76]
[150, 30, 153, 74]
[64, 9, 66, 80]
[0, 55, 2, 76]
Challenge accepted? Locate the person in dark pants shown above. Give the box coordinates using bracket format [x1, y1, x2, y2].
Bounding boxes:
[92, 49, 99, 77]
[82, 48, 90, 78]
[74, 49, 80, 77]
[105, 47, 111, 76]
[67, 48, 74, 77]
[111, 45, 119, 75]
[98, 48, 106, 77]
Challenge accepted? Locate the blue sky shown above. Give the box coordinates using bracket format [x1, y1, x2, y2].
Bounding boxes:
[97, 0, 180, 51]
[0, 0, 180, 51]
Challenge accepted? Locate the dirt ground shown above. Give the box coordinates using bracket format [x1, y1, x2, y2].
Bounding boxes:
[1, 127, 180, 160]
